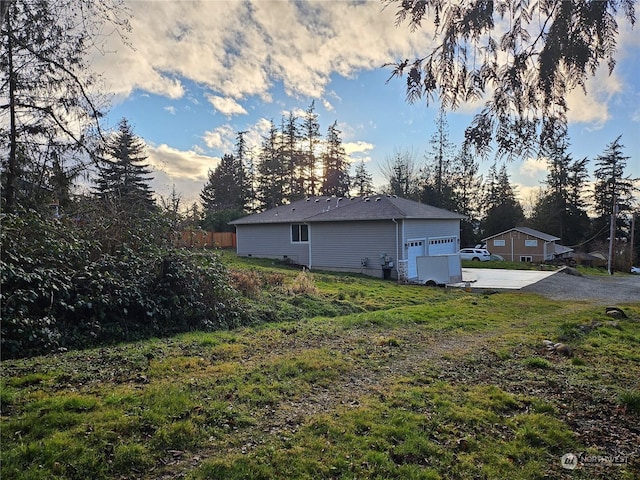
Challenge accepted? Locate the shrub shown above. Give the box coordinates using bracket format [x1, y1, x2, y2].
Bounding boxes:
[619, 390, 640, 413]
[523, 357, 553, 370]
[1, 212, 246, 359]
[289, 270, 318, 295]
[229, 270, 262, 297]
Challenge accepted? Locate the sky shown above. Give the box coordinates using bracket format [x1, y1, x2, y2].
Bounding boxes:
[90, 0, 640, 210]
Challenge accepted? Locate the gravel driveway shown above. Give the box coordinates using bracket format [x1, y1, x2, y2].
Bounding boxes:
[521, 268, 640, 304]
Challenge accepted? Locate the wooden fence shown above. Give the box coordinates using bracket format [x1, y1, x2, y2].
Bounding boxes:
[176, 230, 236, 249]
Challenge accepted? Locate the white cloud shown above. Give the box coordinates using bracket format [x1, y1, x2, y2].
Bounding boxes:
[322, 98, 334, 112]
[93, 1, 437, 106]
[344, 140, 375, 156]
[164, 105, 176, 115]
[566, 67, 622, 126]
[519, 157, 548, 179]
[202, 125, 235, 151]
[206, 94, 248, 116]
[147, 143, 218, 180]
[145, 143, 220, 205]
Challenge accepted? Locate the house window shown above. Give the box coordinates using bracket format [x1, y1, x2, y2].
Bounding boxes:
[525, 239, 538, 247]
[493, 239, 506, 247]
[291, 224, 309, 243]
[520, 256, 533, 262]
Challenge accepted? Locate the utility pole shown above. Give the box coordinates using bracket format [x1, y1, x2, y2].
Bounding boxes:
[630, 212, 636, 268]
[607, 200, 618, 275]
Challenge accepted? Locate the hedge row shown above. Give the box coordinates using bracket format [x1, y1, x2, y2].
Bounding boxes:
[1, 212, 247, 359]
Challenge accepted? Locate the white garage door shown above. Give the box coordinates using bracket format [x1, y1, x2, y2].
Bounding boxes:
[407, 240, 425, 278]
[428, 237, 457, 256]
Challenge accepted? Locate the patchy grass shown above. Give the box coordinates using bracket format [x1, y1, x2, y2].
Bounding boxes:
[1, 254, 639, 479]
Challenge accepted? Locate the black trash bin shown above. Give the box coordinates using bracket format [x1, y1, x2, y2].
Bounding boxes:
[382, 268, 392, 280]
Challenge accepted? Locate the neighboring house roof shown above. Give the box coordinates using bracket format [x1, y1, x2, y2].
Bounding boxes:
[482, 226, 561, 243]
[588, 251, 608, 261]
[552, 244, 574, 256]
[230, 195, 465, 225]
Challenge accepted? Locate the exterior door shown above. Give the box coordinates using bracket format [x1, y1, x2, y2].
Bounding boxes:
[407, 239, 425, 278]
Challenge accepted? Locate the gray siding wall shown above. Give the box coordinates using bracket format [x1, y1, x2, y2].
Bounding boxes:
[236, 218, 460, 278]
[310, 220, 400, 277]
[401, 219, 461, 259]
[235, 224, 309, 265]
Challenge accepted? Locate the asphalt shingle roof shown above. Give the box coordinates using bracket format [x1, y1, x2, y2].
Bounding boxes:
[482, 226, 561, 242]
[230, 196, 465, 225]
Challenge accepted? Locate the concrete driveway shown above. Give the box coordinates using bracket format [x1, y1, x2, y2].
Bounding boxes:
[453, 268, 559, 290]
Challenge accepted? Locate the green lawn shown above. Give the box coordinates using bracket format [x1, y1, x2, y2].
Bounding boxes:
[2, 253, 639, 479]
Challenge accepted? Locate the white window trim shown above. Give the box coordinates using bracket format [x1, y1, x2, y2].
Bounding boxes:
[493, 239, 506, 247]
[291, 223, 309, 243]
[525, 239, 538, 247]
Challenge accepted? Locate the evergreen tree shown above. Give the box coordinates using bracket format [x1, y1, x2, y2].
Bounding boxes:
[421, 110, 456, 209]
[281, 113, 304, 202]
[380, 149, 421, 200]
[256, 121, 287, 210]
[591, 136, 637, 243]
[480, 164, 524, 238]
[321, 121, 351, 197]
[200, 153, 246, 231]
[352, 161, 375, 197]
[387, 0, 636, 158]
[235, 131, 256, 212]
[200, 153, 245, 213]
[94, 118, 155, 214]
[301, 101, 321, 196]
[530, 125, 590, 246]
[1, 0, 129, 212]
[452, 145, 483, 246]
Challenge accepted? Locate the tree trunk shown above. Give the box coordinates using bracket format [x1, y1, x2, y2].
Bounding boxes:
[4, 6, 17, 212]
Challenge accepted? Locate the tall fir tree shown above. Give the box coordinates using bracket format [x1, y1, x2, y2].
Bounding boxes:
[235, 131, 255, 213]
[281, 113, 304, 202]
[530, 125, 590, 246]
[321, 121, 350, 197]
[301, 101, 321, 196]
[256, 121, 287, 210]
[200, 153, 246, 213]
[421, 110, 456, 209]
[94, 118, 155, 214]
[480, 164, 524, 238]
[200, 153, 247, 231]
[352, 161, 375, 197]
[381, 149, 421, 200]
[591, 136, 637, 243]
[452, 145, 483, 246]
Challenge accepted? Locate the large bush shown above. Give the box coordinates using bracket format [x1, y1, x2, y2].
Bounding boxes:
[1, 212, 246, 359]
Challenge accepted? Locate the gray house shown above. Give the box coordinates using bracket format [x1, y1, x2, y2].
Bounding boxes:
[230, 195, 464, 280]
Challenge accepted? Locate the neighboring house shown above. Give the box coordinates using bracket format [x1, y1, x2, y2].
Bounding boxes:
[230, 195, 464, 280]
[482, 227, 573, 263]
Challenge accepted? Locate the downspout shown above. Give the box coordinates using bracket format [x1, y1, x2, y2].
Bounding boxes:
[511, 234, 514, 262]
[543, 241, 550, 262]
[307, 223, 312, 270]
[401, 219, 406, 260]
[392, 218, 399, 277]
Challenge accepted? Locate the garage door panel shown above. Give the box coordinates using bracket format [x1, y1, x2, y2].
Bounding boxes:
[428, 237, 457, 256]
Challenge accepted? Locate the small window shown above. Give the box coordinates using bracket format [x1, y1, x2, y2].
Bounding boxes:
[525, 239, 538, 247]
[520, 256, 532, 262]
[291, 224, 309, 243]
[493, 239, 506, 247]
